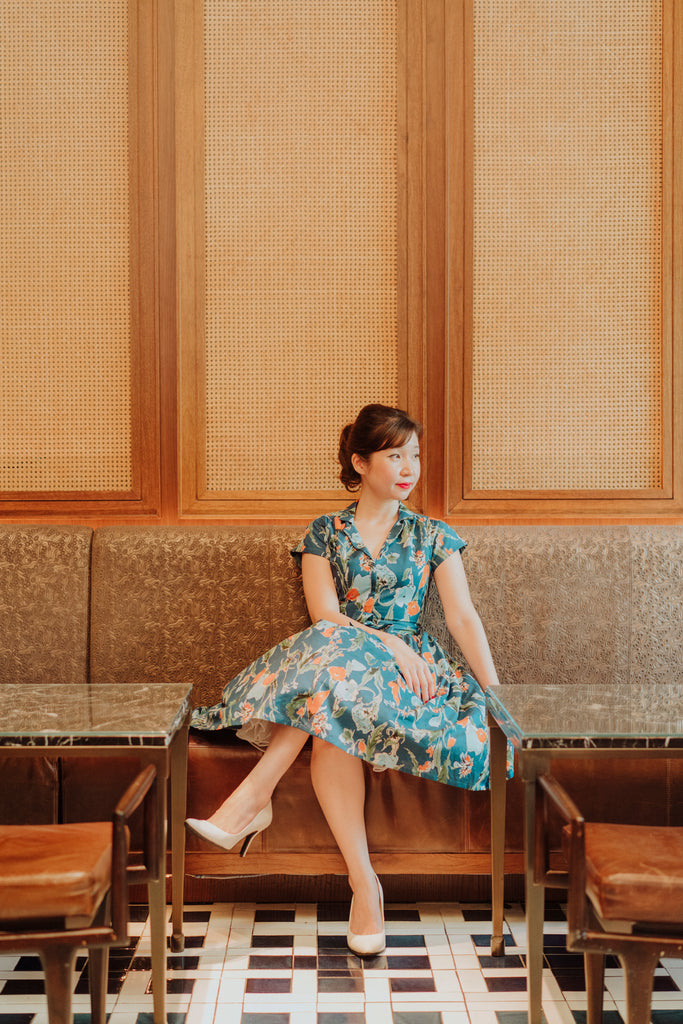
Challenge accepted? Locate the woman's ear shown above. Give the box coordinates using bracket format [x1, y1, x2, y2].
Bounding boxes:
[351, 452, 367, 478]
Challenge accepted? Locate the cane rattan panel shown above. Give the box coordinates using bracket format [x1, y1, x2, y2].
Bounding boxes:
[0, 1, 132, 493]
[471, 0, 663, 492]
[203, 0, 399, 493]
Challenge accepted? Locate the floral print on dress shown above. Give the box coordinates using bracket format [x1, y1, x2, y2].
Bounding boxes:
[191, 502, 513, 790]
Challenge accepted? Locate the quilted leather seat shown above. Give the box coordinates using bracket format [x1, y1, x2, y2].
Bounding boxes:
[580, 822, 683, 925]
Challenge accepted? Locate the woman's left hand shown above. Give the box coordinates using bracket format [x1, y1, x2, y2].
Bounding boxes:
[382, 633, 436, 703]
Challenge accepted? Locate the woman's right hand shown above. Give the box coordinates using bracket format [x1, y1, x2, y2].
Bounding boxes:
[383, 634, 436, 703]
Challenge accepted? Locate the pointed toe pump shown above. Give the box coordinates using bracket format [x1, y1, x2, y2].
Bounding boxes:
[347, 874, 385, 957]
[185, 801, 273, 857]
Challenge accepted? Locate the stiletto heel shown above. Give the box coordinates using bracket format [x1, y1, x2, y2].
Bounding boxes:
[185, 801, 272, 856]
[238, 830, 260, 857]
[347, 873, 385, 956]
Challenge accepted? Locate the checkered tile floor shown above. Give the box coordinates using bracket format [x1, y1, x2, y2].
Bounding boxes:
[1, 901, 683, 1023]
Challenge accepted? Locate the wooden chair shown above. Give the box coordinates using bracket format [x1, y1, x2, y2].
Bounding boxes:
[534, 771, 683, 1024]
[0, 765, 158, 1024]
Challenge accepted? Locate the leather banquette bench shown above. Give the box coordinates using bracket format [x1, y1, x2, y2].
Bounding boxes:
[1, 523, 682, 903]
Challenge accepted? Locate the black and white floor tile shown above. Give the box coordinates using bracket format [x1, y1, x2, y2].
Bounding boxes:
[1, 900, 682, 1023]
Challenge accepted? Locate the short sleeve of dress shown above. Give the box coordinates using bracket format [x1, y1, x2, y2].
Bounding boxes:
[430, 520, 467, 569]
[291, 515, 330, 564]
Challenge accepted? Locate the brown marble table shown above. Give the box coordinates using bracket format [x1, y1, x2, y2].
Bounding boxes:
[486, 681, 683, 1024]
[0, 682, 192, 1024]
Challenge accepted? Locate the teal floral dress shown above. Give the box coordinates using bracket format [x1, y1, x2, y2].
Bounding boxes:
[191, 502, 511, 790]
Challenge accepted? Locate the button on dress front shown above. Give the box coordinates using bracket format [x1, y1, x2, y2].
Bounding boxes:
[191, 503, 511, 789]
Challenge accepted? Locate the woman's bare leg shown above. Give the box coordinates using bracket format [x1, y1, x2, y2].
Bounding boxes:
[207, 723, 308, 833]
[310, 738, 382, 936]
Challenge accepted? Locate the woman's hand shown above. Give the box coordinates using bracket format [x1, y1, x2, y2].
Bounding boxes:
[383, 634, 436, 703]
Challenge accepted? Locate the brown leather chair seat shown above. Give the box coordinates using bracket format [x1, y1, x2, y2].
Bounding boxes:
[0, 822, 114, 923]
[568, 822, 683, 925]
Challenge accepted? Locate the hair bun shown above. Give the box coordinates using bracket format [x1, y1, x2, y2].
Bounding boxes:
[337, 423, 361, 491]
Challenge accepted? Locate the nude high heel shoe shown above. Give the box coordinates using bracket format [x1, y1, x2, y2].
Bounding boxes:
[346, 874, 385, 957]
[185, 801, 272, 857]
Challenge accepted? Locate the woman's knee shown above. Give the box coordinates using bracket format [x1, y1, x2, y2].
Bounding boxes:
[310, 737, 361, 771]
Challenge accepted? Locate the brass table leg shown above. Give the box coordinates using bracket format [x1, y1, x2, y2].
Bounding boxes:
[170, 722, 189, 952]
[489, 715, 507, 956]
[523, 761, 547, 1024]
[149, 759, 168, 1024]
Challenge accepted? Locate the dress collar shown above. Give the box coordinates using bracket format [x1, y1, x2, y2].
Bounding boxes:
[333, 501, 417, 553]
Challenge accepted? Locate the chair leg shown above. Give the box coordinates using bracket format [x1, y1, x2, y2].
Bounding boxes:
[39, 943, 77, 1024]
[620, 947, 660, 1024]
[584, 951, 605, 1024]
[88, 892, 112, 1024]
[88, 945, 110, 1024]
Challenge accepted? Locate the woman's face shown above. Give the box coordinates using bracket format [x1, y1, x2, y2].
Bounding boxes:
[352, 431, 421, 502]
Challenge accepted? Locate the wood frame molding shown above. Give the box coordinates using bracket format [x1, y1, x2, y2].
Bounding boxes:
[0, 0, 161, 519]
[440, 0, 683, 522]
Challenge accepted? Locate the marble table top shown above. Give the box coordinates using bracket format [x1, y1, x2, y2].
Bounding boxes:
[486, 682, 683, 750]
[0, 683, 193, 747]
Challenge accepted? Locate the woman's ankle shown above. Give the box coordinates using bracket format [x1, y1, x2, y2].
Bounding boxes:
[349, 871, 383, 935]
[350, 868, 378, 898]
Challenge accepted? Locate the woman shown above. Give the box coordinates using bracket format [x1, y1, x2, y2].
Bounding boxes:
[187, 403, 509, 956]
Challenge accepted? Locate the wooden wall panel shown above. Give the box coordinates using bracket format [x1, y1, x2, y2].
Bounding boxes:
[446, 0, 682, 520]
[178, 0, 424, 517]
[471, 0, 663, 495]
[0, 0, 159, 516]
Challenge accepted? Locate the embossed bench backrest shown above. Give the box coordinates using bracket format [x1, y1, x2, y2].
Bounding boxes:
[0, 525, 92, 686]
[88, 524, 683, 704]
[89, 526, 308, 707]
[421, 526, 683, 687]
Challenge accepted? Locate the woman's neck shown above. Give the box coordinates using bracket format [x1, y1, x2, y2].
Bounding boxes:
[352, 493, 399, 559]
[353, 492, 399, 525]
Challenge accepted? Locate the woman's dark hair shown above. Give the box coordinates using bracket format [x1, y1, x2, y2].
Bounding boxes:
[338, 404, 422, 492]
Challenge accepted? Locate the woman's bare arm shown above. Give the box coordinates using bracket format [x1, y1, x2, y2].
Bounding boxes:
[433, 553, 500, 690]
